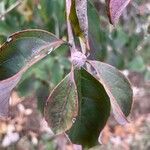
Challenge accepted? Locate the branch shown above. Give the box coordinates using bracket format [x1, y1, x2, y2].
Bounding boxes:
[0, 0, 22, 20]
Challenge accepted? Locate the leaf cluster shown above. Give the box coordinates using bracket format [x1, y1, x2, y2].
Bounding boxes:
[0, 0, 137, 148]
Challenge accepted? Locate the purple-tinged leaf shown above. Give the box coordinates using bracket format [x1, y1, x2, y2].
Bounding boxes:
[44, 73, 78, 134]
[108, 0, 131, 24]
[0, 73, 21, 117]
[89, 61, 133, 125]
[0, 29, 65, 117]
[75, 0, 89, 47]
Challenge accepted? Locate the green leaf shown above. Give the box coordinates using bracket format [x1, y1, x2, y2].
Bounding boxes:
[0, 34, 6, 45]
[88, 1, 107, 60]
[50, 59, 64, 85]
[36, 80, 50, 114]
[89, 61, 133, 125]
[106, 51, 125, 69]
[39, 0, 65, 35]
[69, 0, 89, 48]
[112, 29, 128, 49]
[0, 29, 64, 80]
[44, 73, 78, 134]
[69, 0, 82, 37]
[67, 68, 110, 148]
[0, 29, 65, 117]
[128, 56, 146, 72]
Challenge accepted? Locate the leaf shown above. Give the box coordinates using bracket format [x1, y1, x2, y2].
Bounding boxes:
[107, 0, 131, 24]
[128, 56, 146, 72]
[39, 0, 65, 34]
[44, 73, 78, 134]
[75, 0, 89, 45]
[69, 0, 89, 47]
[89, 61, 133, 125]
[88, 1, 107, 60]
[0, 29, 65, 117]
[69, 0, 82, 37]
[67, 68, 110, 148]
[50, 59, 64, 85]
[0, 34, 6, 46]
[36, 80, 50, 114]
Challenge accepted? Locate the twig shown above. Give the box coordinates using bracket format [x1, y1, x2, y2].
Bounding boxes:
[0, 0, 22, 20]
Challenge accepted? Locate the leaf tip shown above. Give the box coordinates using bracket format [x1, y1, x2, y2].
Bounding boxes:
[107, 0, 131, 25]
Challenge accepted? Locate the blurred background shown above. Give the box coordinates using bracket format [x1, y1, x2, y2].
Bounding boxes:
[0, 0, 150, 149]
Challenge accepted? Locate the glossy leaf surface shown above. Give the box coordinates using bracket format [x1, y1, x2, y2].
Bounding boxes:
[44, 73, 78, 134]
[89, 61, 133, 125]
[67, 68, 110, 148]
[0, 29, 64, 117]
